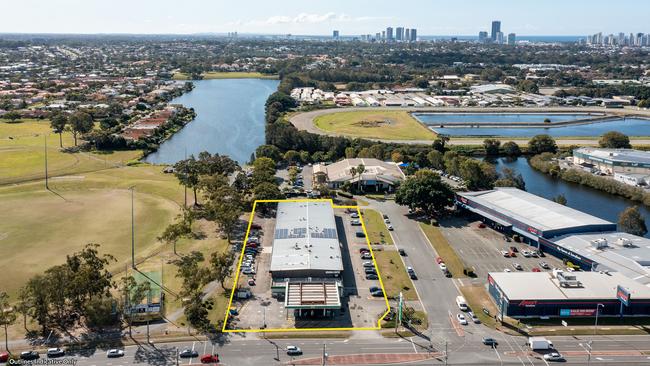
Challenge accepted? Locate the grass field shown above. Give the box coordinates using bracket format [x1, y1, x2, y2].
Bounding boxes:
[373, 249, 418, 301]
[419, 223, 467, 278]
[313, 110, 437, 141]
[172, 71, 279, 80]
[0, 119, 141, 185]
[361, 209, 394, 245]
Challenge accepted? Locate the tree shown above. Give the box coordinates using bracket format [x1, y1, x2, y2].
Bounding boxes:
[459, 159, 497, 190]
[356, 164, 366, 192]
[528, 134, 557, 155]
[599, 131, 631, 149]
[120, 275, 151, 336]
[202, 175, 243, 243]
[552, 194, 567, 205]
[210, 251, 235, 291]
[170, 252, 211, 298]
[283, 150, 301, 164]
[494, 168, 526, 190]
[68, 111, 93, 146]
[0, 292, 16, 352]
[159, 208, 194, 254]
[618, 206, 648, 236]
[1, 111, 21, 122]
[391, 151, 404, 163]
[253, 181, 284, 201]
[50, 113, 68, 148]
[516, 80, 539, 93]
[427, 150, 445, 170]
[255, 144, 283, 162]
[432, 136, 449, 152]
[174, 156, 202, 205]
[395, 170, 454, 217]
[483, 139, 501, 156]
[288, 166, 299, 184]
[502, 141, 521, 156]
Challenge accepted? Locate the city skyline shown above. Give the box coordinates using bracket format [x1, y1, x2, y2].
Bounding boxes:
[1, 0, 648, 36]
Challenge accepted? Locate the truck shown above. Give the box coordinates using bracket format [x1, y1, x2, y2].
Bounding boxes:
[528, 337, 553, 350]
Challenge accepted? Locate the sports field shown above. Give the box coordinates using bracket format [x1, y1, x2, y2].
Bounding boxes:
[313, 110, 437, 141]
[0, 119, 141, 185]
[172, 71, 279, 80]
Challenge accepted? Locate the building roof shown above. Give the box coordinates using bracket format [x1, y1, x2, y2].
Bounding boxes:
[470, 84, 515, 94]
[489, 271, 650, 301]
[574, 147, 650, 166]
[313, 158, 405, 185]
[458, 188, 613, 233]
[551, 232, 650, 285]
[285, 282, 341, 309]
[270, 201, 343, 274]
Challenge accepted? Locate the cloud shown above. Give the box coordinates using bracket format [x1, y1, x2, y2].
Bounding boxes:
[233, 12, 392, 27]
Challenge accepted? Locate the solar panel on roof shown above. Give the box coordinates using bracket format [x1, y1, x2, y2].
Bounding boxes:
[275, 228, 289, 239]
[311, 228, 337, 239]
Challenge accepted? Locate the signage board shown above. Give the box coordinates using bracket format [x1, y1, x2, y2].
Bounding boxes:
[617, 285, 631, 306]
[560, 308, 596, 317]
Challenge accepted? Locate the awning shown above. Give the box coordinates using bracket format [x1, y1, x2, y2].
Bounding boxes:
[284, 282, 341, 309]
[467, 207, 512, 228]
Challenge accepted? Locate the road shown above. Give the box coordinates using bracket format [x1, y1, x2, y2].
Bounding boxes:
[289, 106, 650, 146]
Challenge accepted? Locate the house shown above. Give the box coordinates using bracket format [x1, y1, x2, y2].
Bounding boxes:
[312, 158, 405, 191]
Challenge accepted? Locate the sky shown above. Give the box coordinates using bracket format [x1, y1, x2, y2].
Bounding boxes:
[1, 0, 647, 36]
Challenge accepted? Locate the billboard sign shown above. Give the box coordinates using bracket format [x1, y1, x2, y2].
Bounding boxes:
[560, 308, 597, 317]
[617, 285, 631, 306]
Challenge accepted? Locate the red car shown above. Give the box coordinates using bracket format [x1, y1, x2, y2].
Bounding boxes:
[478, 223, 486, 228]
[359, 248, 370, 254]
[201, 354, 220, 363]
[435, 257, 444, 264]
[0, 352, 9, 363]
[532, 267, 541, 272]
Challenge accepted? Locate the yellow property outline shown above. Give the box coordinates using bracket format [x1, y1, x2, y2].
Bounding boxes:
[222, 198, 391, 333]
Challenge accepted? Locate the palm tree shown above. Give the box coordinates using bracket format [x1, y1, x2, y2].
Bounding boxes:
[349, 167, 357, 192]
[356, 164, 365, 192]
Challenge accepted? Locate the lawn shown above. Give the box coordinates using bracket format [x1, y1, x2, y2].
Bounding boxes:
[172, 71, 279, 80]
[420, 223, 467, 278]
[313, 110, 437, 141]
[0, 119, 141, 185]
[360, 209, 394, 245]
[373, 249, 418, 301]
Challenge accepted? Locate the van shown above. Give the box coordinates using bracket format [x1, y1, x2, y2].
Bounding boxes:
[456, 296, 468, 311]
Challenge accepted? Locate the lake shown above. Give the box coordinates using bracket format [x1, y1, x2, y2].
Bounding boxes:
[491, 157, 650, 237]
[144, 78, 279, 164]
[414, 113, 598, 124]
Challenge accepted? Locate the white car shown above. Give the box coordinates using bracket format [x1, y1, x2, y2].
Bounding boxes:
[468, 312, 480, 323]
[500, 250, 510, 257]
[286, 345, 303, 356]
[456, 313, 468, 325]
[439, 263, 447, 271]
[504, 268, 512, 272]
[47, 348, 65, 358]
[384, 218, 391, 224]
[242, 267, 256, 275]
[522, 250, 531, 257]
[107, 349, 124, 358]
[543, 352, 565, 362]
[387, 224, 394, 231]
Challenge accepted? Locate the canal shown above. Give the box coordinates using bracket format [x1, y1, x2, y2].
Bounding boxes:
[144, 78, 279, 164]
[491, 157, 650, 237]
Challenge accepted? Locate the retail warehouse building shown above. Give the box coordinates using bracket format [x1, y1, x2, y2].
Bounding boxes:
[457, 187, 650, 280]
[488, 271, 650, 318]
[270, 201, 343, 316]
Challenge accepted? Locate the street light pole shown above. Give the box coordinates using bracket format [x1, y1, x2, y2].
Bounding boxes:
[594, 303, 604, 336]
[44, 135, 49, 190]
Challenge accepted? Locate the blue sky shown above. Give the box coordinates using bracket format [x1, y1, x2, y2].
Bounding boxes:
[2, 0, 647, 35]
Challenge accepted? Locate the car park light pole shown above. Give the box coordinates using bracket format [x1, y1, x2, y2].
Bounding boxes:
[594, 303, 604, 335]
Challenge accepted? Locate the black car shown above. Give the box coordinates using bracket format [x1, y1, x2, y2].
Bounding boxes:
[20, 351, 39, 360]
[179, 349, 199, 358]
[365, 273, 379, 280]
[398, 249, 406, 256]
[444, 269, 452, 278]
[370, 290, 384, 297]
[482, 337, 498, 346]
[365, 268, 377, 275]
[369, 286, 381, 293]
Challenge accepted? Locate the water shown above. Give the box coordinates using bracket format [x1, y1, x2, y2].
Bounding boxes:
[415, 113, 596, 124]
[144, 78, 279, 164]
[490, 157, 650, 237]
[426, 118, 650, 137]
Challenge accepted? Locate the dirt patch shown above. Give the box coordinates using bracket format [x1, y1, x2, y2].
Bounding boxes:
[352, 118, 395, 128]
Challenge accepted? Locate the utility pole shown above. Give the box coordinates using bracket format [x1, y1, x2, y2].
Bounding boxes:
[444, 340, 448, 366]
[594, 303, 604, 335]
[321, 344, 327, 366]
[44, 135, 49, 190]
[146, 287, 151, 344]
[130, 186, 136, 269]
[175, 347, 179, 366]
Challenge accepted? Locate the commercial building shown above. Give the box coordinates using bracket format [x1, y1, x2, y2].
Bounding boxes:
[573, 147, 650, 175]
[270, 201, 343, 314]
[456, 188, 616, 242]
[410, 28, 417, 42]
[313, 158, 405, 191]
[478, 31, 488, 43]
[507, 33, 516, 45]
[488, 271, 650, 319]
[396, 27, 404, 41]
[491, 21, 501, 41]
[386, 27, 393, 41]
[332, 30, 339, 39]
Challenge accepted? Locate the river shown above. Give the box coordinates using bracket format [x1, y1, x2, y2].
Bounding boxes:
[144, 78, 279, 164]
[491, 157, 650, 237]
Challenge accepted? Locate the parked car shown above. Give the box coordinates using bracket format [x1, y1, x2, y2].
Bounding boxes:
[384, 218, 390, 224]
[106, 349, 124, 358]
[369, 286, 381, 293]
[359, 248, 370, 254]
[351, 219, 361, 226]
[478, 223, 486, 228]
[435, 257, 444, 264]
[501, 250, 510, 257]
[456, 313, 468, 325]
[468, 312, 480, 323]
[383, 214, 389, 219]
[364, 268, 377, 275]
[248, 279, 256, 286]
[539, 261, 550, 269]
[179, 349, 199, 358]
[482, 337, 498, 346]
[543, 352, 565, 362]
[522, 250, 532, 257]
[47, 348, 65, 358]
[504, 268, 512, 272]
[439, 263, 447, 271]
[20, 351, 39, 360]
[370, 289, 384, 297]
[387, 224, 394, 231]
[509, 246, 518, 253]
[361, 253, 372, 260]
[532, 267, 541, 272]
[365, 273, 379, 280]
[351, 213, 359, 218]
[512, 263, 523, 270]
[398, 249, 406, 256]
[200, 354, 220, 363]
[407, 267, 417, 280]
[0, 352, 9, 363]
[444, 269, 452, 278]
[363, 261, 375, 268]
[286, 346, 303, 356]
[504, 236, 512, 242]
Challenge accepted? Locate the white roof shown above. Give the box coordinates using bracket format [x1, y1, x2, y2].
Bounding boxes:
[270, 201, 343, 273]
[458, 188, 613, 233]
[552, 232, 650, 285]
[313, 158, 405, 185]
[489, 271, 650, 301]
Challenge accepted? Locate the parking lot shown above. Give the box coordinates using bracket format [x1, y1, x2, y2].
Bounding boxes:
[439, 216, 565, 279]
[229, 204, 387, 330]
